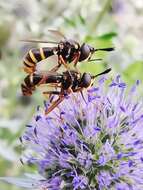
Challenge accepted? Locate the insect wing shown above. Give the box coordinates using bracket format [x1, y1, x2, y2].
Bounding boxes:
[33, 70, 62, 99]
[20, 39, 58, 44]
[36, 55, 58, 72]
[48, 29, 66, 40]
[20, 29, 66, 44]
[38, 83, 61, 100]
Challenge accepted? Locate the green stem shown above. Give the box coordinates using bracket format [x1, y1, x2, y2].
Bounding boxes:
[91, 0, 113, 32]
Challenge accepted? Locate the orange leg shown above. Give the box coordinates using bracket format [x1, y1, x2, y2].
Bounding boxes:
[36, 75, 47, 86]
[39, 83, 61, 88]
[50, 63, 61, 72]
[87, 52, 93, 61]
[43, 90, 60, 101]
[49, 54, 67, 72]
[58, 55, 74, 82]
[58, 55, 70, 70]
[73, 51, 81, 68]
[87, 52, 102, 62]
[43, 91, 60, 96]
[49, 55, 70, 73]
[73, 87, 87, 104]
[45, 95, 65, 115]
[44, 87, 73, 115]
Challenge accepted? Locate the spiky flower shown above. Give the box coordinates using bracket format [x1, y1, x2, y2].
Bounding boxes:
[20, 76, 143, 190]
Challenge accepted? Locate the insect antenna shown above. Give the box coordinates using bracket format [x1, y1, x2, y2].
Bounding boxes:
[94, 47, 114, 52]
[90, 68, 111, 86]
[91, 68, 111, 80]
[88, 58, 102, 62]
[93, 68, 111, 78]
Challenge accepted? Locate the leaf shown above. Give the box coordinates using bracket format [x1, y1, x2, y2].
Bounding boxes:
[97, 32, 117, 40]
[123, 61, 143, 84]
[78, 13, 86, 25]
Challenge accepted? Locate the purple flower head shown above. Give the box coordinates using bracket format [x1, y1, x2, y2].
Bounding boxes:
[20, 76, 143, 189]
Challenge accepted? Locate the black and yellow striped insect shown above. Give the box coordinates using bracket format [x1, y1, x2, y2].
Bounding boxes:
[21, 30, 114, 74]
[21, 68, 111, 115]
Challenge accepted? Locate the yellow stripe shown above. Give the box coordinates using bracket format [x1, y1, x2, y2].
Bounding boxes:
[40, 48, 46, 60]
[29, 50, 38, 63]
[30, 74, 33, 84]
[24, 58, 35, 67]
[23, 66, 34, 74]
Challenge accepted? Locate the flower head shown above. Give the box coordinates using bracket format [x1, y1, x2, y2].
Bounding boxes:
[20, 76, 143, 190]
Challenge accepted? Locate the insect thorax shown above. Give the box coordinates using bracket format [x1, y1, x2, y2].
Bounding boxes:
[58, 40, 80, 63]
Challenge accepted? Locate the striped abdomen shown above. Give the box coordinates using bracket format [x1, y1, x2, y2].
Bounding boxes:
[23, 47, 57, 74]
[21, 73, 43, 96]
[21, 72, 62, 96]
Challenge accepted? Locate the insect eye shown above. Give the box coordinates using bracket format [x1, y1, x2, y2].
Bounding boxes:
[79, 43, 90, 61]
[80, 73, 91, 88]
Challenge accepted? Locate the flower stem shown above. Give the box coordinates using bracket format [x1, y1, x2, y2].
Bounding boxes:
[91, 0, 113, 31]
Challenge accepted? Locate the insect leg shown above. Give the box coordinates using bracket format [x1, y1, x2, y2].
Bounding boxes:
[73, 87, 87, 104]
[87, 54, 102, 62]
[43, 91, 60, 100]
[49, 63, 61, 72]
[73, 51, 81, 68]
[80, 90, 87, 104]
[43, 91, 60, 96]
[48, 53, 66, 72]
[59, 55, 74, 82]
[44, 84, 73, 115]
[58, 55, 69, 69]
[45, 95, 65, 115]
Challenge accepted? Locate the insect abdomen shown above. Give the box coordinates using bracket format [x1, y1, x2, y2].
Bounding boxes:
[23, 47, 56, 74]
[21, 83, 33, 96]
[21, 74, 42, 96]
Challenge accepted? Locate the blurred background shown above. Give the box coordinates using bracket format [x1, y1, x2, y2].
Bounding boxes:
[0, 0, 143, 189]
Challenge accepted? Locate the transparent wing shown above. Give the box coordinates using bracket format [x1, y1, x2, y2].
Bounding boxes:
[38, 83, 61, 100]
[34, 70, 60, 77]
[48, 29, 66, 40]
[33, 70, 62, 99]
[20, 30, 66, 44]
[36, 55, 58, 72]
[20, 39, 58, 44]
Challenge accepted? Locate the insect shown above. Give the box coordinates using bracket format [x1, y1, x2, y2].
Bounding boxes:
[21, 68, 111, 115]
[21, 30, 114, 74]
